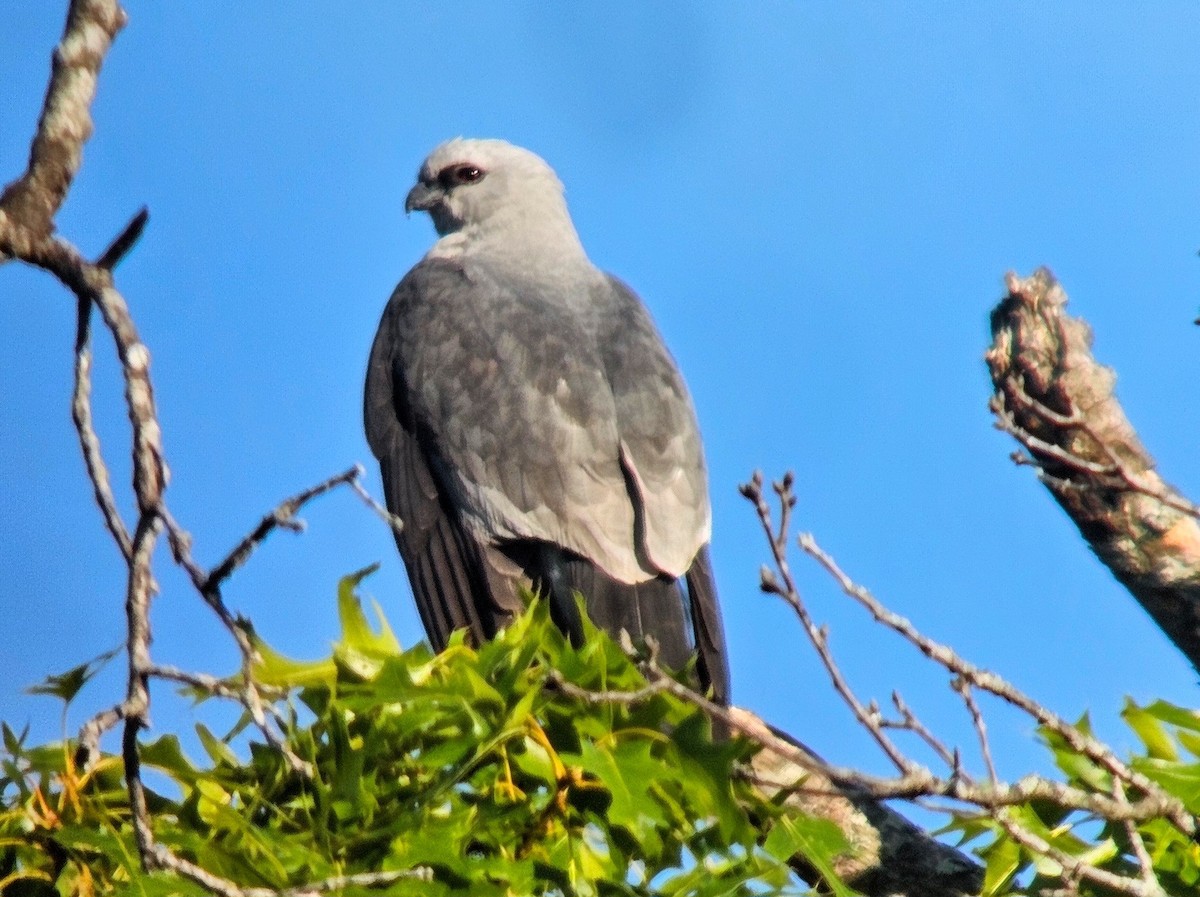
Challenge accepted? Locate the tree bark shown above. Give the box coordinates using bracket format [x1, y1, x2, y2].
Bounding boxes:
[987, 268, 1200, 672]
[731, 708, 984, 897]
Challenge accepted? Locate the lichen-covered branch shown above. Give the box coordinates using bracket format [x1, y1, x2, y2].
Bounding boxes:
[987, 268, 1200, 671]
[0, 0, 126, 249]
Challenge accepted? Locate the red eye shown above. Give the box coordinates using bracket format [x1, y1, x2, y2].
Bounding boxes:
[436, 164, 485, 189]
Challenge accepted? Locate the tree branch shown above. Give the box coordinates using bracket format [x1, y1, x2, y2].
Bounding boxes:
[0, 0, 127, 248]
[738, 472, 1199, 895]
[987, 268, 1200, 671]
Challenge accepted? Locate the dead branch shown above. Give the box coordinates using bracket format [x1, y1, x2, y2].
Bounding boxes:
[0, 0, 126, 246]
[795, 525, 1194, 835]
[737, 472, 1197, 895]
[987, 268, 1200, 671]
[601, 660, 985, 896]
[198, 464, 363, 594]
[2, 2, 399, 891]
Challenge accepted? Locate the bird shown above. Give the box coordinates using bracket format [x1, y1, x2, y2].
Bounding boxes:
[364, 138, 729, 704]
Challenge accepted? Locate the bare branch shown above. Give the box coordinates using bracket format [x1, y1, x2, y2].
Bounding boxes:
[145, 842, 430, 897]
[75, 704, 124, 768]
[0, 0, 127, 245]
[348, 470, 405, 535]
[1113, 779, 1160, 893]
[71, 290, 131, 560]
[546, 670, 671, 705]
[156, 466, 369, 782]
[96, 206, 149, 269]
[797, 530, 1197, 837]
[885, 691, 957, 771]
[200, 465, 362, 593]
[952, 679, 997, 784]
[147, 663, 287, 706]
[120, 512, 162, 867]
[987, 268, 1200, 670]
[639, 665, 984, 896]
[741, 473, 914, 775]
[995, 810, 1168, 897]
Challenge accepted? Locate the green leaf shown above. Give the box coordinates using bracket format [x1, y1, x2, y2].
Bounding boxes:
[140, 734, 201, 785]
[2, 721, 28, 756]
[195, 722, 240, 768]
[0, 584, 869, 897]
[1177, 730, 1200, 759]
[980, 831, 1021, 895]
[1040, 724, 1111, 791]
[336, 564, 402, 657]
[1132, 757, 1200, 811]
[1123, 698, 1179, 761]
[25, 645, 120, 704]
[1140, 700, 1200, 733]
[763, 814, 853, 896]
[567, 739, 664, 842]
[251, 635, 337, 689]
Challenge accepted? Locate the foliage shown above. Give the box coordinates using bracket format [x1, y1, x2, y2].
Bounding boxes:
[0, 570, 842, 897]
[946, 701, 1200, 896]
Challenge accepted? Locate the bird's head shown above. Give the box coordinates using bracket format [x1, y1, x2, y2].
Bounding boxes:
[405, 138, 572, 239]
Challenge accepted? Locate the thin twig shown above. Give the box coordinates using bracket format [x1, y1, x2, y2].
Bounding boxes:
[796, 530, 1196, 836]
[995, 809, 1168, 897]
[546, 670, 671, 705]
[348, 469, 405, 535]
[952, 678, 997, 784]
[629, 663, 1181, 826]
[147, 663, 287, 706]
[95, 206, 148, 269]
[147, 842, 431, 897]
[202, 465, 362, 593]
[71, 290, 132, 560]
[885, 691, 958, 772]
[741, 473, 913, 774]
[998, 376, 1200, 520]
[1113, 779, 1159, 892]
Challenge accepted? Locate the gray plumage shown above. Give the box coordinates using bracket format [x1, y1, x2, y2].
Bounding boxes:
[364, 138, 729, 702]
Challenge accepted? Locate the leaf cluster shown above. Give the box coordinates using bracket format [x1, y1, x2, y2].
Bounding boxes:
[950, 700, 1200, 895]
[1, 571, 842, 897]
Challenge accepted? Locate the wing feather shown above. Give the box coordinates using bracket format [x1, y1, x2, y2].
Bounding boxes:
[383, 259, 651, 583]
[366, 257, 729, 701]
[365, 276, 516, 649]
[685, 545, 730, 704]
[598, 275, 711, 576]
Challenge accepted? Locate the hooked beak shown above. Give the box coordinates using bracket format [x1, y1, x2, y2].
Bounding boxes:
[405, 182, 441, 214]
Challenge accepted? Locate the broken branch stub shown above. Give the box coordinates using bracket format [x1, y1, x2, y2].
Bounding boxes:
[986, 268, 1200, 671]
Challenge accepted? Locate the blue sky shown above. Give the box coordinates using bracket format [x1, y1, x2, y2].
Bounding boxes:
[2, 3, 1199, 794]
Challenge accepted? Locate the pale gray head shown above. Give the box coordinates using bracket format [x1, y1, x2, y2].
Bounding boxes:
[405, 139, 581, 253]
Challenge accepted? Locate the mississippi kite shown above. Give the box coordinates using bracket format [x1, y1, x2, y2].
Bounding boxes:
[364, 138, 729, 703]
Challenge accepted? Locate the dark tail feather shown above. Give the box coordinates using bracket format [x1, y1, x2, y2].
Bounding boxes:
[506, 542, 701, 685]
[685, 545, 730, 706]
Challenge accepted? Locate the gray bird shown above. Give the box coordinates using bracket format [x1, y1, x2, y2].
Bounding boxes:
[364, 138, 729, 703]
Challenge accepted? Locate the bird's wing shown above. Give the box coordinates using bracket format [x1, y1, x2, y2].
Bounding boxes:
[597, 275, 711, 577]
[595, 276, 728, 699]
[365, 273, 523, 648]
[370, 258, 654, 585]
[685, 545, 730, 704]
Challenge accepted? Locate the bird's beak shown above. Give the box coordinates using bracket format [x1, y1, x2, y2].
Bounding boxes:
[405, 182, 441, 214]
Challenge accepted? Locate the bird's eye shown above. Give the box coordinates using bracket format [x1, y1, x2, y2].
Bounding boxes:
[436, 165, 485, 189]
